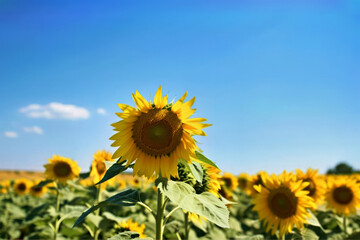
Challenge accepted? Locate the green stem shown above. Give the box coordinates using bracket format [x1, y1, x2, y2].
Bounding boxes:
[54, 184, 61, 240]
[343, 216, 347, 236]
[156, 189, 165, 240]
[164, 206, 181, 225]
[94, 185, 102, 240]
[137, 202, 156, 219]
[184, 212, 189, 240]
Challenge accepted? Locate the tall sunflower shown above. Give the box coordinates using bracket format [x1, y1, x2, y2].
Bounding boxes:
[115, 219, 146, 238]
[296, 168, 326, 207]
[252, 171, 316, 238]
[110, 86, 211, 178]
[326, 177, 360, 216]
[90, 150, 114, 184]
[44, 155, 81, 183]
[14, 179, 31, 195]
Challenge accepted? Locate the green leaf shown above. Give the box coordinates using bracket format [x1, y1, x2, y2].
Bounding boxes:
[73, 189, 140, 228]
[158, 180, 230, 228]
[195, 151, 219, 169]
[96, 159, 129, 185]
[108, 231, 140, 240]
[306, 210, 325, 231]
[79, 171, 90, 179]
[292, 228, 319, 240]
[35, 179, 54, 188]
[26, 203, 50, 221]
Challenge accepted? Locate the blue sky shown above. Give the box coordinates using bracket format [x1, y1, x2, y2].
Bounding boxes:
[1, 1, 359, 174]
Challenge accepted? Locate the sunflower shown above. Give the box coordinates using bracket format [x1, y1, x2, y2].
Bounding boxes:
[237, 173, 249, 191]
[221, 172, 238, 192]
[14, 179, 31, 195]
[118, 179, 126, 190]
[296, 168, 326, 207]
[326, 177, 360, 216]
[30, 181, 47, 197]
[252, 171, 316, 238]
[115, 219, 146, 238]
[248, 171, 268, 196]
[0, 180, 10, 194]
[130, 177, 142, 188]
[90, 150, 115, 184]
[44, 155, 81, 183]
[110, 86, 211, 178]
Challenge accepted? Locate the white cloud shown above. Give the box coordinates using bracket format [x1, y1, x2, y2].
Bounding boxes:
[23, 126, 43, 135]
[19, 102, 90, 120]
[4, 131, 18, 138]
[97, 108, 106, 115]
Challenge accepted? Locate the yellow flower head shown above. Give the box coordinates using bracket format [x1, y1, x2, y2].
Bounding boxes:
[117, 179, 127, 190]
[90, 150, 114, 184]
[30, 181, 47, 197]
[130, 177, 142, 188]
[326, 176, 360, 216]
[0, 180, 10, 194]
[110, 86, 211, 178]
[115, 219, 146, 238]
[237, 173, 249, 191]
[252, 171, 316, 238]
[14, 179, 31, 195]
[221, 172, 238, 191]
[296, 168, 326, 207]
[248, 171, 269, 197]
[44, 155, 81, 183]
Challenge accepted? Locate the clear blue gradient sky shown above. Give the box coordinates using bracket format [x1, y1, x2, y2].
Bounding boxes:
[1, 1, 359, 174]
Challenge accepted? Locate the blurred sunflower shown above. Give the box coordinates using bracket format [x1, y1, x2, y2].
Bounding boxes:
[252, 171, 316, 238]
[0, 180, 10, 194]
[221, 172, 238, 192]
[14, 179, 31, 195]
[219, 183, 233, 201]
[326, 177, 360, 216]
[130, 177, 142, 188]
[44, 155, 81, 183]
[115, 219, 146, 238]
[30, 181, 47, 197]
[237, 173, 249, 192]
[248, 171, 268, 196]
[110, 86, 211, 178]
[118, 179, 126, 190]
[296, 168, 326, 207]
[90, 150, 114, 184]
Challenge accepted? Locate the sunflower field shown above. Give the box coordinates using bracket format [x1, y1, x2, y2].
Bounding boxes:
[1, 87, 360, 240]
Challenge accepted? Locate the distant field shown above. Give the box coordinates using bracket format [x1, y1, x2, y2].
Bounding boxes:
[0, 170, 133, 181]
[0, 170, 44, 181]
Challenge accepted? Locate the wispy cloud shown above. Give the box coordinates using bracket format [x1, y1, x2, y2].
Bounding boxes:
[23, 126, 43, 135]
[19, 102, 90, 120]
[97, 108, 106, 115]
[4, 131, 18, 138]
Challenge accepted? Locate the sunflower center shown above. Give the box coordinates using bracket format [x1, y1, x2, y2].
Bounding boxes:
[132, 108, 183, 156]
[223, 177, 233, 188]
[238, 178, 248, 189]
[31, 186, 42, 192]
[268, 187, 298, 219]
[333, 186, 354, 205]
[53, 162, 72, 178]
[96, 162, 106, 176]
[17, 183, 26, 191]
[303, 178, 316, 196]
